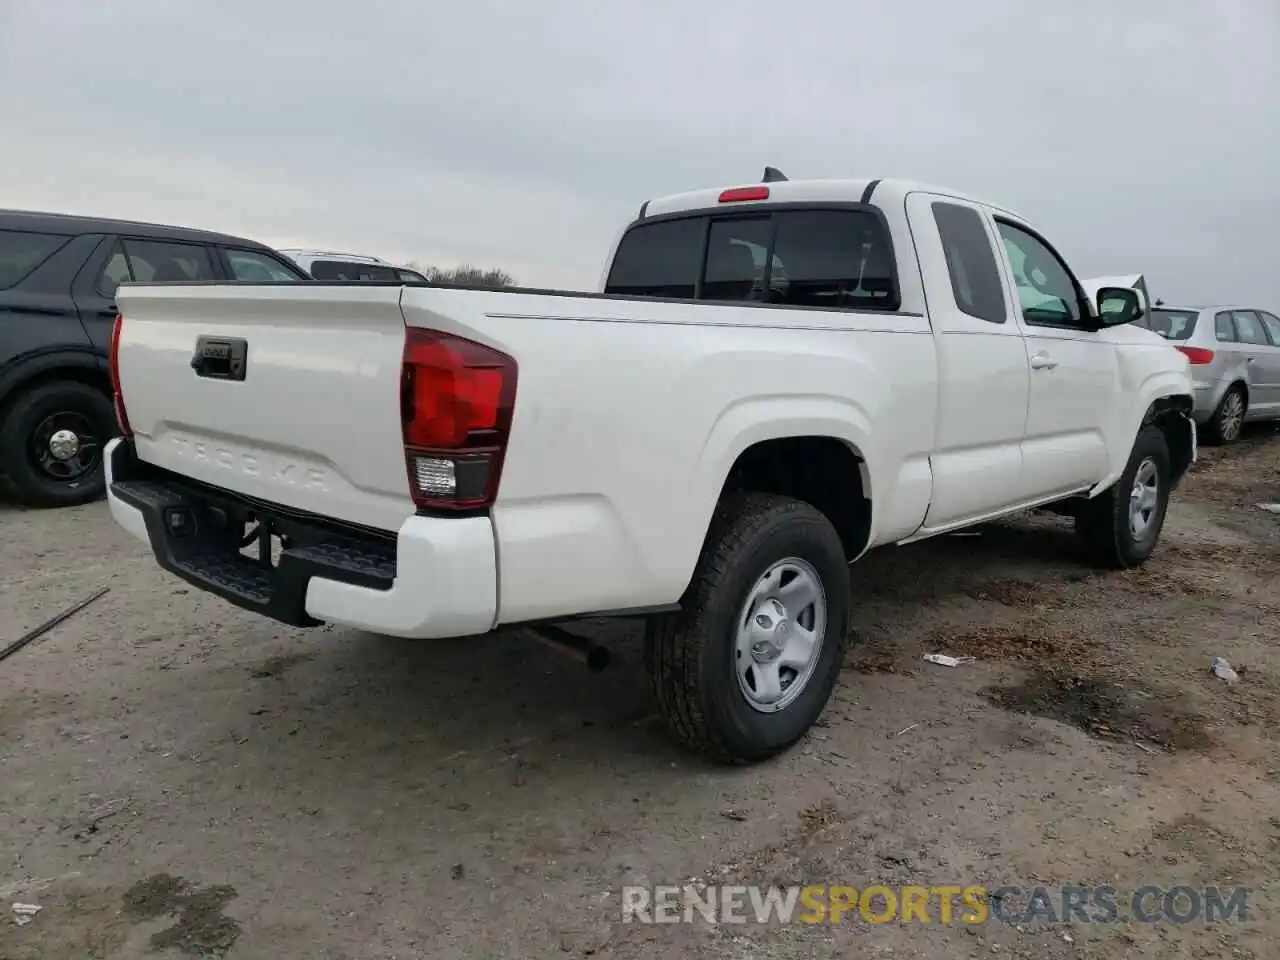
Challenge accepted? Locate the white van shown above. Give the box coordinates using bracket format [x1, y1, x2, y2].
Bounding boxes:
[277, 249, 427, 283]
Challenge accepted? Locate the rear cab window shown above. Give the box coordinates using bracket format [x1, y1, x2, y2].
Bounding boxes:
[604, 217, 706, 298]
[604, 206, 899, 311]
[0, 229, 72, 289]
[1146, 309, 1198, 341]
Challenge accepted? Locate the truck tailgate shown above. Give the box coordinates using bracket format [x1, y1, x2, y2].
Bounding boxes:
[114, 284, 412, 532]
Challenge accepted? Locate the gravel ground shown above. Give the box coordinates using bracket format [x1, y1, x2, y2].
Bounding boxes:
[2, 427, 1279, 959]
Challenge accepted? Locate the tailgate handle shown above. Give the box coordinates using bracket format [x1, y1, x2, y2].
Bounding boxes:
[191, 336, 248, 381]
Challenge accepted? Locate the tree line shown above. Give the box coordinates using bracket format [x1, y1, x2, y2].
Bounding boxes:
[405, 262, 515, 288]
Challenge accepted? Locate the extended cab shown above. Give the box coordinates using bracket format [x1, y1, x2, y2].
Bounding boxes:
[104, 174, 1195, 763]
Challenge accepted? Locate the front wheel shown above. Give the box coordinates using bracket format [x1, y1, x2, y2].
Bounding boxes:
[1075, 426, 1171, 569]
[644, 493, 851, 763]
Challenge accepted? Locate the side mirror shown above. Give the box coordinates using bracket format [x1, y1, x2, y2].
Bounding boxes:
[1096, 286, 1143, 327]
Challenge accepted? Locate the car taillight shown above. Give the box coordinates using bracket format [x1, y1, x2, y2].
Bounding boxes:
[108, 314, 133, 436]
[400, 328, 517, 511]
[1176, 346, 1215, 365]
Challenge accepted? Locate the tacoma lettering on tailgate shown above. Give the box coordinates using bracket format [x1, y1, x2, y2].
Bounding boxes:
[169, 436, 329, 492]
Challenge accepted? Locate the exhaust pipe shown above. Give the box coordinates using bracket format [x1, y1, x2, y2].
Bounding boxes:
[524, 624, 610, 672]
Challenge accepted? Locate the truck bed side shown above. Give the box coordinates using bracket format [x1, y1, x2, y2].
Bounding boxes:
[398, 286, 938, 624]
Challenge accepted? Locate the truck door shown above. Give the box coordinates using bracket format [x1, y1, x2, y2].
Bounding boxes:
[989, 218, 1114, 497]
[905, 193, 1030, 528]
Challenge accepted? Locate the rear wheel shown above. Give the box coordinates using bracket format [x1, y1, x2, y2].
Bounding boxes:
[1203, 385, 1246, 445]
[0, 381, 116, 507]
[644, 493, 850, 763]
[1075, 426, 1171, 569]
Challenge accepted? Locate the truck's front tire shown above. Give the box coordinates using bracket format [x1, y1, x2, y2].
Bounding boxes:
[1074, 426, 1171, 569]
[644, 493, 850, 764]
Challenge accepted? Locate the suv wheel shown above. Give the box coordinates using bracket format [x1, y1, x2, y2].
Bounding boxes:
[644, 493, 850, 763]
[0, 381, 117, 507]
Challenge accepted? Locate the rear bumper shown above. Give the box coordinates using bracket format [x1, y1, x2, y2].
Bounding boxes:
[104, 438, 498, 638]
[1190, 378, 1223, 421]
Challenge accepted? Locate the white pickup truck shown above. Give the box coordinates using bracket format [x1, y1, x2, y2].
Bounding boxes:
[104, 173, 1194, 763]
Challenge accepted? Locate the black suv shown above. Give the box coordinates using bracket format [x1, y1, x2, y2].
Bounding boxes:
[0, 210, 309, 507]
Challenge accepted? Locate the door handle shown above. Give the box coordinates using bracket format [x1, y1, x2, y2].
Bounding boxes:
[1030, 352, 1058, 371]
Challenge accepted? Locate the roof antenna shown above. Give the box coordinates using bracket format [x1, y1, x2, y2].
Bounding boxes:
[762, 166, 788, 183]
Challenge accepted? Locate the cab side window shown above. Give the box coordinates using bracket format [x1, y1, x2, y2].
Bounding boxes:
[1214, 313, 1237, 342]
[932, 202, 1007, 323]
[994, 221, 1084, 328]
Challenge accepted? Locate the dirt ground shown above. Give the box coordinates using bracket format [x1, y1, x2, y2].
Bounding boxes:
[2, 427, 1279, 960]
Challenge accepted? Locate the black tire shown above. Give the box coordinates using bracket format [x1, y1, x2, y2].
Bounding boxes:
[1202, 384, 1246, 446]
[0, 381, 117, 507]
[644, 493, 851, 764]
[1074, 426, 1171, 569]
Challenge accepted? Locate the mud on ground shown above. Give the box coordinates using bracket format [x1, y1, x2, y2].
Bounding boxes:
[2, 425, 1279, 959]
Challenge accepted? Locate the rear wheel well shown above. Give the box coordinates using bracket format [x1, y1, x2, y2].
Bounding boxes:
[720, 436, 870, 560]
[0, 365, 111, 419]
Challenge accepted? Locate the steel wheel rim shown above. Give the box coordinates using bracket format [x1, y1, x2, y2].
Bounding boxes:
[29, 411, 101, 482]
[1221, 391, 1244, 440]
[1128, 457, 1160, 540]
[734, 557, 827, 713]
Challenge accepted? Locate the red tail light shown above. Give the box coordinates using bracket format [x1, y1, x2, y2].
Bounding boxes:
[108, 314, 133, 436]
[718, 186, 770, 203]
[400, 328, 517, 511]
[1176, 346, 1215, 365]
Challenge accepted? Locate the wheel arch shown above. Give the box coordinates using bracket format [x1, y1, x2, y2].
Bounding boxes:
[1141, 393, 1195, 488]
[0, 349, 110, 417]
[713, 433, 872, 562]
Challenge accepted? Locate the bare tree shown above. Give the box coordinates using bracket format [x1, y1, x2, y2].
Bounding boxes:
[406, 261, 515, 288]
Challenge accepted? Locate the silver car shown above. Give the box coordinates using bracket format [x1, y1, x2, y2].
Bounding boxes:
[1136, 305, 1280, 443]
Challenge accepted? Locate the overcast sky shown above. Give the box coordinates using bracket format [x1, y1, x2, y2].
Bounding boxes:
[2, 0, 1277, 302]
